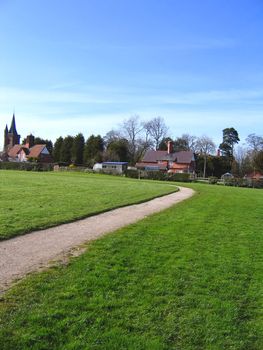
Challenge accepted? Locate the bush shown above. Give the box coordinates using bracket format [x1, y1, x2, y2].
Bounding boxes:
[250, 179, 263, 189]
[0, 162, 53, 171]
[224, 177, 263, 189]
[167, 173, 191, 182]
[208, 176, 218, 184]
[126, 170, 191, 182]
[125, 169, 139, 179]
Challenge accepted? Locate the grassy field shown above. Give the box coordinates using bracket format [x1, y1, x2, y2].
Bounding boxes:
[0, 183, 263, 349]
[0, 170, 177, 240]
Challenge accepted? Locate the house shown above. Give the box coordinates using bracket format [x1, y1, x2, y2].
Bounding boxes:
[93, 162, 128, 174]
[244, 171, 263, 180]
[136, 141, 195, 174]
[8, 144, 29, 162]
[3, 115, 52, 163]
[8, 143, 52, 163]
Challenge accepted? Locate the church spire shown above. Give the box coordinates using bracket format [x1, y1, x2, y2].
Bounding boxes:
[9, 113, 18, 135]
[4, 114, 21, 151]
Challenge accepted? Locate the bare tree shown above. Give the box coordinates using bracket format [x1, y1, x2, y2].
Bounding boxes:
[144, 116, 168, 150]
[196, 136, 216, 178]
[234, 146, 253, 176]
[120, 115, 151, 164]
[181, 134, 197, 152]
[103, 129, 121, 147]
[246, 133, 263, 152]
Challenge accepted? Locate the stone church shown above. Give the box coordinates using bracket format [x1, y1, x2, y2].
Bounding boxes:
[4, 114, 21, 152]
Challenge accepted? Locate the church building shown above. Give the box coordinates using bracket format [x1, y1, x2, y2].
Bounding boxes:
[4, 114, 21, 152]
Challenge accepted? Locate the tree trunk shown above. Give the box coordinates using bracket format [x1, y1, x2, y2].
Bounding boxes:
[203, 155, 207, 178]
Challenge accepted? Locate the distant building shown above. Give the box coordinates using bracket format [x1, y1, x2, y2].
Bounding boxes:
[4, 114, 21, 152]
[245, 171, 263, 180]
[93, 161, 128, 174]
[2, 114, 52, 163]
[136, 141, 195, 174]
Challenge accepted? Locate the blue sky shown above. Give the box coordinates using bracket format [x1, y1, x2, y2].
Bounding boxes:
[1, 0, 263, 149]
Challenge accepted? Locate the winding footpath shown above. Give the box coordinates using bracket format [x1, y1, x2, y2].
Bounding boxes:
[0, 186, 194, 292]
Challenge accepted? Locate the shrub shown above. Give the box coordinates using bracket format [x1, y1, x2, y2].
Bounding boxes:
[125, 169, 139, 179]
[208, 176, 218, 184]
[126, 170, 191, 182]
[167, 173, 191, 182]
[223, 177, 263, 189]
[0, 162, 53, 171]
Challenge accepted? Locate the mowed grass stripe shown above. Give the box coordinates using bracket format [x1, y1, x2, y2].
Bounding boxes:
[0, 184, 263, 349]
[0, 171, 177, 240]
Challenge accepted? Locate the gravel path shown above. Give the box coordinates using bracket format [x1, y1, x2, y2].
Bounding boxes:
[0, 186, 194, 292]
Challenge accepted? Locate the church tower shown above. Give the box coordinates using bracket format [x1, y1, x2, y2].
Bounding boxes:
[3, 114, 21, 152]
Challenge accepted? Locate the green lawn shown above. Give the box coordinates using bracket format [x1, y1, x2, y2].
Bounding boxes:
[0, 183, 263, 349]
[0, 170, 177, 240]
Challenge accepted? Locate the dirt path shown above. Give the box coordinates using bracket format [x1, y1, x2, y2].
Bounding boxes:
[0, 186, 194, 292]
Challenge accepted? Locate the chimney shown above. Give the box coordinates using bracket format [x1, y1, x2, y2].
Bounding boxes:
[167, 141, 173, 154]
[217, 149, 221, 157]
[25, 134, 35, 149]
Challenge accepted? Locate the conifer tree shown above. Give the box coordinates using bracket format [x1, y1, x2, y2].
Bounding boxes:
[72, 133, 85, 165]
[53, 137, 64, 162]
[60, 136, 74, 164]
[83, 135, 104, 167]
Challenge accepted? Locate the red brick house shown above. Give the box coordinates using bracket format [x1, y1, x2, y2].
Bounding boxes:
[245, 171, 263, 180]
[8, 144, 52, 163]
[136, 142, 195, 174]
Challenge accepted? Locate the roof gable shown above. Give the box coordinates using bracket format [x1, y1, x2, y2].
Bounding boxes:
[8, 145, 23, 158]
[28, 144, 48, 158]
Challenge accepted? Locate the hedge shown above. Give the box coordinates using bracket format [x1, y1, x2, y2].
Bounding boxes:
[224, 177, 263, 189]
[0, 162, 53, 171]
[126, 169, 191, 182]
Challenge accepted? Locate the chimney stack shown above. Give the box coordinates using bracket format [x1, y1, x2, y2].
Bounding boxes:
[25, 134, 35, 149]
[167, 141, 173, 154]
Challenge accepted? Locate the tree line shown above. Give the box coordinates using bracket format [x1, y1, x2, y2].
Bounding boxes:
[31, 115, 263, 177]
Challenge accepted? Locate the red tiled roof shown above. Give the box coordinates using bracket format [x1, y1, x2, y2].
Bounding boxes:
[246, 172, 263, 179]
[175, 151, 195, 164]
[8, 145, 23, 158]
[142, 150, 194, 164]
[142, 150, 167, 162]
[28, 144, 46, 158]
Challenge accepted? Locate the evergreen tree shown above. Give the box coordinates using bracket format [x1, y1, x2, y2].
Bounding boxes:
[219, 128, 240, 158]
[34, 137, 53, 154]
[53, 137, 64, 162]
[158, 137, 173, 151]
[72, 133, 85, 165]
[60, 136, 74, 164]
[84, 135, 104, 167]
[173, 137, 189, 152]
[106, 138, 129, 162]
